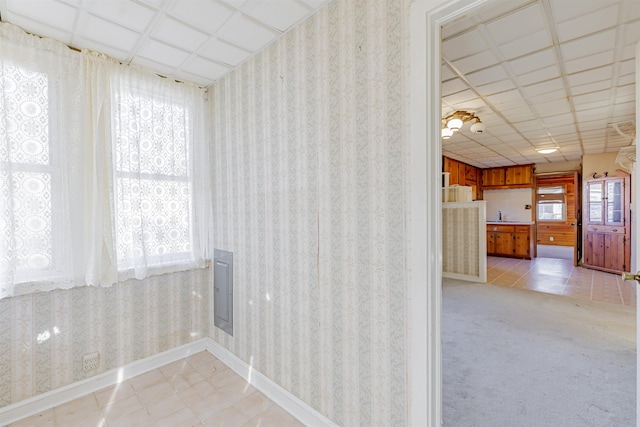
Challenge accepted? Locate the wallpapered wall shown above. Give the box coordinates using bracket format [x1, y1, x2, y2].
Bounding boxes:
[0, 268, 211, 407]
[209, 0, 409, 425]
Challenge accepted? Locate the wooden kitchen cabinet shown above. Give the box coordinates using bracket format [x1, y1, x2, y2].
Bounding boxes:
[487, 224, 532, 259]
[582, 172, 630, 273]
[443, 156, 482, 200]
[482, 168, 505, 187]
[482, 164, 534, 189]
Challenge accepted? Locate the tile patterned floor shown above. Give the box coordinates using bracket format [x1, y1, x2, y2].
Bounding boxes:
[9, 351, 303, 427]
[487, 255, 636, 307]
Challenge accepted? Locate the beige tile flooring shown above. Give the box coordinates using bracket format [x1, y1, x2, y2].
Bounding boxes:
[487, 255, 636, 307]
[9, 351, 303, 427]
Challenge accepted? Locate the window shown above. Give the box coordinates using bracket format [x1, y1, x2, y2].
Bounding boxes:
[112, 88, 195, 272]
[0, 63, 57, 283]
[537, 185, 565, 221]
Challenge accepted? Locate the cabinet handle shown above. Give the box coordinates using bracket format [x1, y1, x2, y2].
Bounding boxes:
[592, 227, 598, 231]
[613, 229, 618, 232]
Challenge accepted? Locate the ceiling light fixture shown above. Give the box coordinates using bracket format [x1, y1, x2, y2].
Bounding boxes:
[442, 110, 485, 139]
[537, 148, 558, 154]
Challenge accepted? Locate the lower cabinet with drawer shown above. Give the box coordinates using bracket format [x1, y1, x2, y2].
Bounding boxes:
[583, 225, 629, 273]
[487, 224, 532, 259]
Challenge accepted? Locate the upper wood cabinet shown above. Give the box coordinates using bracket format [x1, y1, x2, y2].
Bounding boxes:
[442, 156, 482, 200]
[482, 164, 534, 189]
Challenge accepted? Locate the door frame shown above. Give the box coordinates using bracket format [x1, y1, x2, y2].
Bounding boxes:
[410, 4, 638, 427]
[408, 0, 491, 425]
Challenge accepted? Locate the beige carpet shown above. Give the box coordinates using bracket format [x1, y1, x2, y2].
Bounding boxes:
[443, 278, 636, 427]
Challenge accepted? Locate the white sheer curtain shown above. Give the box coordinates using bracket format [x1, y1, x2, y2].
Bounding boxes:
[0, 23, 88, 298]
[109, 65, 211, 281]
[0, 22, 211, 298]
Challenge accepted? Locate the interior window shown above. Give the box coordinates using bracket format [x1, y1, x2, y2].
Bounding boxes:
[0, 63, 56, 282]
[112, 90, 194, 271]
[537, 185, 565, 221]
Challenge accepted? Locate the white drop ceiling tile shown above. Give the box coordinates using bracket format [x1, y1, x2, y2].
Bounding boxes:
[58, 0, 81, 5]
[498, 30, 552, 61]
[507, 48, 555, 76]
[150, 17, 209, 52]
[441, 17, 477, 40]
[516, 66, 561, 87]
[581, 129, 607, 139]
[198, 38, 251, 67]
[466, 64, 509, 87]
[541, 113, 574, 128]
[136, 39, 190, 68]
[457, 99, 489, 112]
[441, 65, 457, 81]
[529, 88, 568, 104]
[564, 51, 615, 75]
[451, 50, 500, 75]
[73, 35, 130, 63]
[547, 124, 578, 136]
[441, 78, 469, 97]
[167, 0, 235, 34]
[613, 100, 635, 114]
[551, 0, 618, 22]
[243, 0, 311, 32]
[5, 14, 73, 45]
[621, 43, 637, 62]
[181, 56, 232, 80]
[76, 14, 141, 53]
[618, 59, 635, 76]
[534, 99, 571, 117]
[217, 13, 280, 51]
[442, 89, 480, 105]
[5, 0, 77, 32]
[513, 119, 544, 132]
[566, 65, 614, 87]
[575, 100, 611, 112]
[485, 3, 545, 45]
[572, 89, 612, 106]
[575, 108, 611, 122]
[623, 20, 640, 44]
[442, 29, 488, 61]
[569, 79, 612, 96]
[219, 0, 249, 8]
[578, 119, 609, 132]
[475, 79, 517, 96]
[620, 0, 640, 22]
[617, 74, 635, 87]
[87, 1, 155, 33]
[522, 78, 564, 97]
[556, 5, 618, 42]
[559, 29, 616, 61]
[501, 107, 536, 122]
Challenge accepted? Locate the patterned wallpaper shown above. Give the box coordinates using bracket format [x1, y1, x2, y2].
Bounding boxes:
[209, 0, 409, 425]
[442, 203, 483, 278]
[0, 268, 211, 407]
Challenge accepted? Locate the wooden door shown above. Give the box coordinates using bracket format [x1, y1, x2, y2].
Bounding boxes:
[604, 233, 626, 271]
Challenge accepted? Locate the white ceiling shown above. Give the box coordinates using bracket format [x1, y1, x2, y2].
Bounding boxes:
[442, 0, 640, 168]
[1, 0, 638, 169]
[0, 0, 331, 87]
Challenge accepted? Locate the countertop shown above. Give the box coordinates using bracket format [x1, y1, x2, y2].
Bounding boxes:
[486, 221, 535, 225]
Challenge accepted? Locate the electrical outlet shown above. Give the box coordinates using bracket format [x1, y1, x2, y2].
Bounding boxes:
[83, 352, 100, 371]
[550, 236, 554, 241]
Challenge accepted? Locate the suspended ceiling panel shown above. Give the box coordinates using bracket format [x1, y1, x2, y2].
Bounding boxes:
[0, 0, 331, 86]
[441, 0, 640, 168]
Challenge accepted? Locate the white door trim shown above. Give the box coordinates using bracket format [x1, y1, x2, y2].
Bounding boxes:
[408, 1, 492, 425]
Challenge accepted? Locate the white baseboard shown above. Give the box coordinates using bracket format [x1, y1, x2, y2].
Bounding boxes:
[204, 339, 338, 427]
[0, 338, 336, 427]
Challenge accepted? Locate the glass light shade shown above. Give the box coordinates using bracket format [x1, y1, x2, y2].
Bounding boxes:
[447, 117, 463, 130]
[442, 127, 453, 139]
[537, 148, 557, 154]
